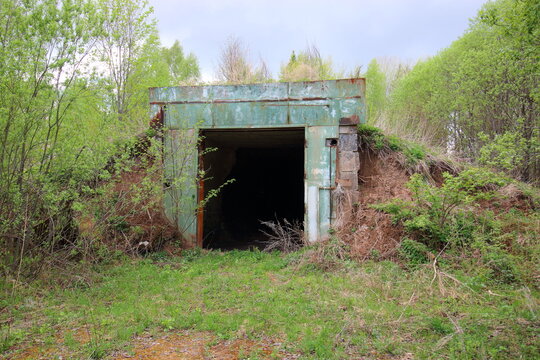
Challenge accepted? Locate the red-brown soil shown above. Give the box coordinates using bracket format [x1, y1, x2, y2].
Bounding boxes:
[111, 331, 299, 360]
[336, 150, 412, 259]
[10, 329, 299, 360]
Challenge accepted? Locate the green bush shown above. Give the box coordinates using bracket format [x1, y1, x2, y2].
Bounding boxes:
[399, 238, 430, 265]
[357, 124, 427, 165]
[376, 169, 508, 250]
[482, 247, 520, 285]
[373, 166, 537, 285]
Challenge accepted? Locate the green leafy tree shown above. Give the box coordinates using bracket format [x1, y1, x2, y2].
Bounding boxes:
[387, 0, 539, 182]
[365, 59, 387, 124]
[162, 40, 200, 84]
[0, 0, 186, 275]
[0, 0, 107, 273]
[95, 0, 156, 124]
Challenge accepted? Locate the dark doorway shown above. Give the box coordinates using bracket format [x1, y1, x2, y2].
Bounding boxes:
[202, 129, 304, 250]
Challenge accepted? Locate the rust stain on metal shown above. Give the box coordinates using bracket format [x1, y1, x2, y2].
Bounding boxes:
[339, 114, 360, 125]
[149, 95, 362, 106]
[149, 107, 164, 129]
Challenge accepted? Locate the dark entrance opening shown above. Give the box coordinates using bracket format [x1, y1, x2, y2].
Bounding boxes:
[202, 128, 304, 250]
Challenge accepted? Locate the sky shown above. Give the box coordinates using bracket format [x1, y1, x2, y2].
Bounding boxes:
[149, 0, 488, 81]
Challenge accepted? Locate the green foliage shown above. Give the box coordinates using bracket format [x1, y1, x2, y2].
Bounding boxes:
[0, 0, 120, 276]
[376, 169, 509, 250]
[358, 124, 428, 165]
[386, 0, 539, 182]
[407, 170, 507, 247]
[373, 163, 539, 286]
[482, 247, 521, 285]
[399, 238, 430, 265]
[357, 123, 384, 138]
[161, 40, 200, 84]
[279, 44, 338, 82]
[96, 0, 162, 125]
[365, 59, 387, 123]
[0, 0, 203, 276]
[478, 130, 539, 177]
[2, 252, 538, 359]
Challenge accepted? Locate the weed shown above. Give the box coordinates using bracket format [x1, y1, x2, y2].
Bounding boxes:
[181, 247, 205, 262]
[399, 238, 430, 265]
[2, 252, 539, 359]
[482, 248, 521, 285]
[260, 218, 305, 253]
[428, 317, 453, 335]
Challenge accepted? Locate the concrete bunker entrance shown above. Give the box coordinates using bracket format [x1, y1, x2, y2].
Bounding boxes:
[202, 128, 305, 250]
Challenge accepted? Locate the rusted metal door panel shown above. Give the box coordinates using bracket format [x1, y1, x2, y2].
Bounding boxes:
[163, 129, 199, 246]
[305, 125, 338, 242]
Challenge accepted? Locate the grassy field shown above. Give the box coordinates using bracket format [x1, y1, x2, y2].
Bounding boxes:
[1, 250, 538, 359]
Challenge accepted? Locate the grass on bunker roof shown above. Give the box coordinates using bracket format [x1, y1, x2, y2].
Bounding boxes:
[1, 249, 539, 359]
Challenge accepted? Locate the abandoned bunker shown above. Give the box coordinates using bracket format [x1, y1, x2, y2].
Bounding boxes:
[149, 78, 365, 249]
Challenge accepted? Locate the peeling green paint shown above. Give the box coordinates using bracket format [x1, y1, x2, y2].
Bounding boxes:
[150, 78, 366, 246]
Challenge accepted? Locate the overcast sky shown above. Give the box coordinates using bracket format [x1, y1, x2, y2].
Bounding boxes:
[149, 0, 488, 81]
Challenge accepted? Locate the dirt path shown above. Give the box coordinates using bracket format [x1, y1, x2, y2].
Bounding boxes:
[10, 329, 299, 360]
[111, 331, 299, 360]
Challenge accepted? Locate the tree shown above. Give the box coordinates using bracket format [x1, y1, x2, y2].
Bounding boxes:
[387, 0, 539, 182]
[95, 0, 156, 123]
[365, 59, 387, 124]
[216, 36, 271, 84]
[0, 0, 205, 276]
[162, 40, 200, 84]
[0, 0, 106, 272]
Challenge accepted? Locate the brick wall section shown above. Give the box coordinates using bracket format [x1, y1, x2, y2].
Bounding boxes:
[337, 126, 360, 202]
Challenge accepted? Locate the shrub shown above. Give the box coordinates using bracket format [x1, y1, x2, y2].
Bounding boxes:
[482, 247, 520, 284]
[375, 169, 508, 250]
[358, 124, 428, 166]
[399, 238, 430, 265]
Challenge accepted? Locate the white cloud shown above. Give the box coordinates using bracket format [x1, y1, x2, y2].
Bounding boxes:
[149, 0, 487, 78]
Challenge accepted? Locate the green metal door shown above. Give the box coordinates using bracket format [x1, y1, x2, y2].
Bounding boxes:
[305, 125, 338, 242]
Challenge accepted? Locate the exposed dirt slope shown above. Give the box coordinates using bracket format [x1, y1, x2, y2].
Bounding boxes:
[335, 147, 538, 261]
[336, 150, 412, 260]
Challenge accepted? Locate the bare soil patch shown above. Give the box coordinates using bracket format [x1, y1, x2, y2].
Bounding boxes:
[10, 329, 299, 360]
[336, 150, 412, 259]
[112, 331, 299, 360]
